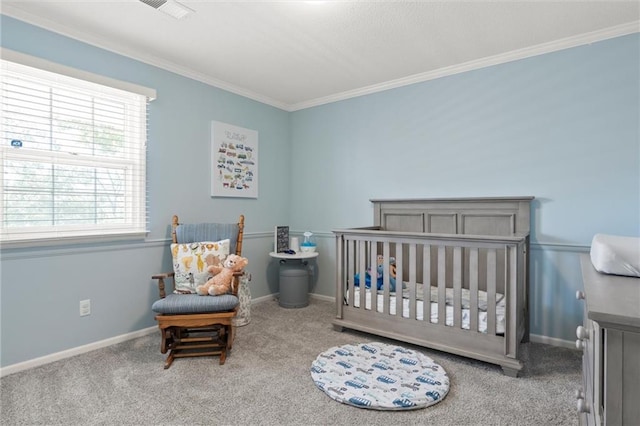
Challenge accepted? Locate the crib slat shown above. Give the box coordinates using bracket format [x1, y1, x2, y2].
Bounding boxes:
[408, 243, 417, 320]
[395, 243, 403, 318]
[336, 234, 345, 318]
[453, 246, 462, 328]
[382, 242, 389, 315]
[438, 246, 446, 326]
[423, 244, 431, 323]
[469, 248, 479, 332]
[346, 238, 354, 316]
[358, 240, 367, 311]
[505, 244, 518, 357]
[372, 244, 380, 313]
[487, 249, 497, 334]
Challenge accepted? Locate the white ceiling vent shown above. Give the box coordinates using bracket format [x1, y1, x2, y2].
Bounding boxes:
[139, 0, 193, 20]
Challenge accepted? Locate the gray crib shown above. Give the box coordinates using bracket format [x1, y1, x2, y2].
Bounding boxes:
[333, 197, 533, 376]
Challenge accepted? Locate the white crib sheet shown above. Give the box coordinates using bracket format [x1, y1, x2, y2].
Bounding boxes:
[350, 288, 506, 334]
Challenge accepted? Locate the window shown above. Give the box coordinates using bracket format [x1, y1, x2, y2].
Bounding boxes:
[0, 50, 156, 245]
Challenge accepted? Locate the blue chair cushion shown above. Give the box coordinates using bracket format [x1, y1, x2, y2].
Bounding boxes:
[152, 294, 239, 314]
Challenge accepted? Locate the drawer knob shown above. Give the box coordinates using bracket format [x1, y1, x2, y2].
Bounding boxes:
[576, 325, 589, 340]
[576, 290, 585, 300]
[577, 398, 591, 413]
[575, 339, 586, 350]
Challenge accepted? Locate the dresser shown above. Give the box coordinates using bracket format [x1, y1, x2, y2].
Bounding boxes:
[577, 254, 640, 425]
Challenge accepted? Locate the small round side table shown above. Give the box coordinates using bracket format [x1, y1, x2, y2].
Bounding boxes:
[269, 251, 319, 308]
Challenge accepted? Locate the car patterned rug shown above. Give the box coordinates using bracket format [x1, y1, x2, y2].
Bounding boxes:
[310, 341, 450, 410]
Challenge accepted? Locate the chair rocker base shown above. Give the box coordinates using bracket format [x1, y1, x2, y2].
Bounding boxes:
[156, 311, 236, 369]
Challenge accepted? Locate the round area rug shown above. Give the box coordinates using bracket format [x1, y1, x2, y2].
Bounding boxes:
[310, 342, 450, 410]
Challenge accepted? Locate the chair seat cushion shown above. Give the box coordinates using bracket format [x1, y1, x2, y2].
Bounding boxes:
[152, 294, 239, 314]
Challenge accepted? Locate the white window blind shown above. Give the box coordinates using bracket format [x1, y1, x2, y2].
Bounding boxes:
[0, 55, 155, 245]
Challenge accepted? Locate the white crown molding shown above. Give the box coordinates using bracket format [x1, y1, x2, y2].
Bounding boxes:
[289, 20, 640, 111]
[2, 5, 638, 113]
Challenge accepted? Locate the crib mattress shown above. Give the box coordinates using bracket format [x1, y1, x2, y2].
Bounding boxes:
[350, 287, 506, 334]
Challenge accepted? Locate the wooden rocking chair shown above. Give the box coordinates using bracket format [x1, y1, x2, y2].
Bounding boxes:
[151, 215, 245, 369]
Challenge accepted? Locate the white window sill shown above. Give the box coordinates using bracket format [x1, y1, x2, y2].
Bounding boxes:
[0, 232, 149, 250]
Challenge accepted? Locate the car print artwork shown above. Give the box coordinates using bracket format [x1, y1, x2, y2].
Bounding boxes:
[212, 122, 257, 196]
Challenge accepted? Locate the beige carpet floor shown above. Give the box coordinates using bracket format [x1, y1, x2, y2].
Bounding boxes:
[1, 298, 582, 425]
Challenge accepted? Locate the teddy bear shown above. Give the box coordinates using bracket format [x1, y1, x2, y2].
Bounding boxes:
[196, 254, 248, 296]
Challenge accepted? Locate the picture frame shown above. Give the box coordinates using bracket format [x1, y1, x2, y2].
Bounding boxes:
[211, 121, 258, 198]
[274, 226, 289, 253]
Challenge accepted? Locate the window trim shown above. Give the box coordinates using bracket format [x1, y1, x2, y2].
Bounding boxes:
[1, 48, 155, 248]
[1, 48, 156, 100]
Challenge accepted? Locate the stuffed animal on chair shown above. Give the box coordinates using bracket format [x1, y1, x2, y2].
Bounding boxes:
[196, 254, 248, 296]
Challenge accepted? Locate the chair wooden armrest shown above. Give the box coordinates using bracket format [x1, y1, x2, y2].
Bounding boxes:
[231, 271, 245, 295]
[151, 272, 175, 299]
[152, 272, 175, 280]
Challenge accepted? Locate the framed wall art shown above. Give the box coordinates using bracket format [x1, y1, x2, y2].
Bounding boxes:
[274, 225, 289, 253]
[211, 121, 258, 198]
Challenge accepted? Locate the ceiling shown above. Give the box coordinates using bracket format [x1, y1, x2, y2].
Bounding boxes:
[2, 1, 639, 111]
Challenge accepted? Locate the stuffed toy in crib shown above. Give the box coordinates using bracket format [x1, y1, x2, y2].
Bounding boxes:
[354, 255, 397, 291]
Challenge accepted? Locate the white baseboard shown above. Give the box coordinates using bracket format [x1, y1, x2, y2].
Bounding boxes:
[1, 299, 575, 377]
[309, 293, 335, 303]
[250, 294, 278, 304]
[530, 333, 576, 349]
[250, 292, 334, 304]
[0, 326, 157, 378]
[1, 295, 288, 377]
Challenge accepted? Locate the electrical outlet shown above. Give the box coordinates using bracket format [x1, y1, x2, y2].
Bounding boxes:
[79, 299, 91, 316]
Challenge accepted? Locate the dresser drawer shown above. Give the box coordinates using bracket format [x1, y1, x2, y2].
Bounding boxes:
[603, 328, 640, 424]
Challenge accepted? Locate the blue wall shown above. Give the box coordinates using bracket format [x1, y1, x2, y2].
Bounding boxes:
[289, 33, 640, 344]
[1, 15, 638, 368]
[0, 15, 291, 368]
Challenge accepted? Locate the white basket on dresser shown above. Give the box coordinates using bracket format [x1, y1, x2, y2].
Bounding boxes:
[576, 254, 640, 425]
